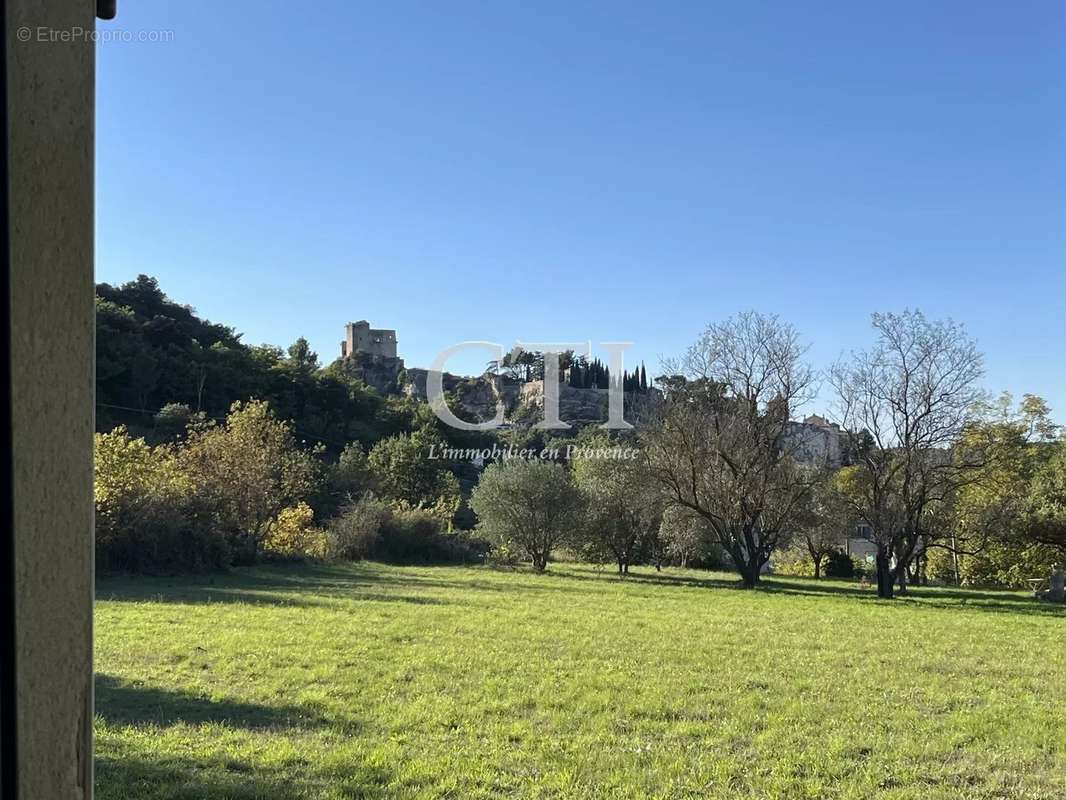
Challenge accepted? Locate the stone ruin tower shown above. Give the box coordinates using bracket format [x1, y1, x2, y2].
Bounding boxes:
[338, 321, 404, 394]
[340, 320, 398, 359]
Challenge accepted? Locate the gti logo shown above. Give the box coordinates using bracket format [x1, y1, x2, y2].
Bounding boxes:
[426, 341, 635, 431]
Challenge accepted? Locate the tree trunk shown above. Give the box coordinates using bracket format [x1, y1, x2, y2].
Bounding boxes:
[875, 548, 894, 599]
[532, 553, 547, 572]
[813, 558, 821, 580]
[740, 558, 762, 588]
[914, 553, 928, 586]
[896, 563, 908, 594]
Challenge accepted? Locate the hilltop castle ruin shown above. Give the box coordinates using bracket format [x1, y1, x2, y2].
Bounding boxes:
[337, 321, 404, 394]
[340, 320, 398, 359]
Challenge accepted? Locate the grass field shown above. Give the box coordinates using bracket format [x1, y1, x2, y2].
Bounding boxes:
[95, 562, 1066, 799]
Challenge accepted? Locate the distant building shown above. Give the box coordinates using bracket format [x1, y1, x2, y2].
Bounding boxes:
[845, 525, 878, 562]
[784, 414, 845, 468]
[340, 320, 397, 359]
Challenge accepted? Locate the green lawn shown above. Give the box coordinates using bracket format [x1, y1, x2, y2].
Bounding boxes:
[95, 563, 1066, 799]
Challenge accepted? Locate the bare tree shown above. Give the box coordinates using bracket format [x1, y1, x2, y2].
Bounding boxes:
[642, 312, 817, 587]
[830, 311, 986, 598]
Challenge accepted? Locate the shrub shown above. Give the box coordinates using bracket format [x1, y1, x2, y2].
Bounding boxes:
[367, 427, 461, 516]
[774, 547, 859, 579]
[379, 503, 489, 564]
[263, 502, 328, 559]
[154, 402, 194, 438]
[324, 493, 488, 564]
[178, 400, 322, 562]
[824, 549, 857, 579]
[378, 504, 445, 561]
[319, 442, 372, 517]
[326, 493, 390, 561]
[94, 427, 230, 573]
[771, 549, 815, 577]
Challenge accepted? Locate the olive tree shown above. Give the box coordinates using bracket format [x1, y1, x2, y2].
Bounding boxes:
[573, 447, 662, 575]
[658, 505, 712, 568]
[642, 312, 816, 587]
[471, 459, 585, 572]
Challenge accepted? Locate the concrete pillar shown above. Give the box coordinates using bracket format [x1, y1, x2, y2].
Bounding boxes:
[6, 0, 96, 797]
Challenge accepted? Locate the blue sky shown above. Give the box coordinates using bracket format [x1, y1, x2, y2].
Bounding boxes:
[96, 1, 1065, 416]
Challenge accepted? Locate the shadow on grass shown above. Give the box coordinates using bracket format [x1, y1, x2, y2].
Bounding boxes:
[548, 567, 744, 593]
[96, 565, 453, 608]
[96, 563, 603, 607]
[550, 567, 1066, 617]
[95, 674, 355, 732]
[761, 579, 1065, 617]
[97, 561, 1066, 618]
[95, 750, 390, 800]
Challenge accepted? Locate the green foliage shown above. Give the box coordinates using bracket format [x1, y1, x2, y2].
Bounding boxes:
[573, 445, 662, 572]
[93, 275, 491, 571]
[94, 427, 230, 572]
[367, 427, 461, 517]
[153, 402, 195, 438]
[471, 459, 585, 571]
[1026, 439, 1066, 552]
[771, 549, 817, 577]
[325, 493, 487, 564]
[95, 402, 325, 572]
[934, 539, 1062, 589]
[178, 401, 322, 562]
[317, 442, 372, 518]
[95, 275, 408, 452]
[377, 504, 486, 563]
[325, 493, 391, 561]
[797, 470, 860, 578]
[658, 505, 721, 568]
[933, 396, 1064, 587]
[286, 337, 320, 373]
[824, 549, 857, 578]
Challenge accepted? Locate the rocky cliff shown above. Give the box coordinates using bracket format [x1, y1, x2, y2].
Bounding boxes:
[402, 371, 653, 428]
[336, 352, 405, 395]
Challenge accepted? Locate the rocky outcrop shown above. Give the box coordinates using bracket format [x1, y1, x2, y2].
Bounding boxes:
[402, 368, 465, 400]
[516, 381, 609, 426]
[400, 371, 657, 428]
[403, 370, 522, 423]
[337, 352, 405, 395]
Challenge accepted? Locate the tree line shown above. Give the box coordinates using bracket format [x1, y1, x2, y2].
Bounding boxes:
[95, 276, 1065, 595]
[488, 348, 651, 392]
[474, 310, 1065, 597]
